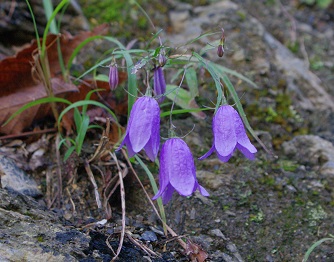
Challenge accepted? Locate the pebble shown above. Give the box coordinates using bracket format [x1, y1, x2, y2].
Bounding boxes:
[141, 231, 158, 242]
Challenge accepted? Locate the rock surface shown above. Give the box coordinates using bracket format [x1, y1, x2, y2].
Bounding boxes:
[0, 189, 90, 261]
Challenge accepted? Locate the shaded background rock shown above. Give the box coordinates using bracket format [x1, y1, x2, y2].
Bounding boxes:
[283, 135, 334, 176]
[0, 0, 89, 49]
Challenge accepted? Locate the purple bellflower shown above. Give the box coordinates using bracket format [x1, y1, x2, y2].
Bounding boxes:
[153, 138, 209, 204]
[153, 67, 166, 103]
[109, 64, 119, 90]
[118, 97, 160, 161]
[199, 105, 257, 162]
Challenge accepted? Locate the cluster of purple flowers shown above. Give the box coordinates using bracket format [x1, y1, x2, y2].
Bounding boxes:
[111, 53, 257, 204]
[117, 95, 257, 204]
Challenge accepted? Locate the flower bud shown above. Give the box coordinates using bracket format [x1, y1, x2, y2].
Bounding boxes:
[153, 67, 166, 103]
[109, 64, 119, 90]
[217, 44, 224, 57]
[158, 53, 167, 67]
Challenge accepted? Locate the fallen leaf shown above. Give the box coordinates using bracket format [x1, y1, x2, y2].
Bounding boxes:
[186, 239, 208, 262]
[0, 24, 109, 135]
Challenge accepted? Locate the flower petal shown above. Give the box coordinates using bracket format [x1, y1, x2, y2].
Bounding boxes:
[143, 110, 160, 161]
[236, 144, 256, 160]
[160, 184, 175, 204]
[214, 105, 237, 157]
[197, 184, 210, 196]
[234, 110, 257, 158]
[217, 150, 234, 162]
[128, 97, 160, 153]
[152, 141, 170, 200]
[198, 145, 215, 160]
[167, 139, 196, 196]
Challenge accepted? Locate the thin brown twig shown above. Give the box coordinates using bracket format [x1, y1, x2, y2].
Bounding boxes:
[109, 152, 126, 261]
[126, 230, 159, 257]
[0, 128, 57, 141]
[84, 159, 102, 209]
[55, 133, 63, 207]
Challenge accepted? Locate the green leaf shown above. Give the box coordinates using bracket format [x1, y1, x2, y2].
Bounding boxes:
[185, 67, 199, 98]
[75, 114, 90, 155]
[2, 97, 71, 127]
[73, 108, 82, 131]
[165, 85, 206, 119]
[64, 146, 76, 161]
[303, 237, 334, 262]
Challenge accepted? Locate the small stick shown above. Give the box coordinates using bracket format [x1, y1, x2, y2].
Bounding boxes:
[84, 159, 102, 209]
[110, 152, 126, 261]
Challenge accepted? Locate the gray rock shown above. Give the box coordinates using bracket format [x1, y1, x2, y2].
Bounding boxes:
[0, 189, 90, 261]
[282, 135, 334, 176]
[0, 155, 41, 197]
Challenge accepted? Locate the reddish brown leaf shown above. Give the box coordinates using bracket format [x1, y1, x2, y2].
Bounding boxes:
[0, 78, 78, 134]
[0, 24, 109, 135]
[186, 239, 208, 262]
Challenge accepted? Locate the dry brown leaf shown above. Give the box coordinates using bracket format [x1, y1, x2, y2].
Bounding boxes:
[186, 239, 208, 262]
[0, 24, 109, 135]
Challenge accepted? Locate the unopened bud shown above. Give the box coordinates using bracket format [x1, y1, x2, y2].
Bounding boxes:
[109, 64, 119, 90]
[217, 44, 224, 57]
[153, 67, 166, 103]
[158, 53, 167, 67]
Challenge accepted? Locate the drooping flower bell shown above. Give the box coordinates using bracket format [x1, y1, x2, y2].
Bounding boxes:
[153, 138, 209, 204]
[199, 105, 257, 162]
[153, 67, 166, 103]
[109, 64, 119, 90]
[117, 96, 160, 161]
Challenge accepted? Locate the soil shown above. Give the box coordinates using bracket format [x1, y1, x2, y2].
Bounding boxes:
[1, 0, 334, 261]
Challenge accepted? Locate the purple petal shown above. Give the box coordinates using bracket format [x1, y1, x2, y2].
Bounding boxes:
[198, 145, 215, 160]
[128, 97, 160, 153]
[167, 139, 196, 196]
[152, 142, 170, 200]
[160, 184, 175, 204]
[118, 135, 136, 157]
[213, 105, 237, 157]
[236, 144, 256, 160]
[216, 151, 233, 162]
[234, 110, 257, 158]
[143, 110, 160, 161]
[197, 184, 210, 196]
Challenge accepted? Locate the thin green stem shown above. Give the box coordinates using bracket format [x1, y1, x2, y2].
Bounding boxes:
[134, 155, 167, 235]
[25, 0, 41, 50]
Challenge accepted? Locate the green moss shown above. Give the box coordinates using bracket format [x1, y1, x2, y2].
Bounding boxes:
[280, 160, 299, 172]
[259, 175, 275, 186]
[249, 208, 264, 223]
[37, 235, 45, 242]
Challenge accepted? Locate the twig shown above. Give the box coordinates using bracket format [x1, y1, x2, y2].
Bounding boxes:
[55, 133, 63, 207]
[109, 152, 126, 261]
[0, 128, 57, 141]
[84, 159, 102, 209]
[126, 230, 159, 257]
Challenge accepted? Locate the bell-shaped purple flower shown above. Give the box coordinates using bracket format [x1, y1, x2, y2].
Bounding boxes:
[153, 67, 166, 103]
[199, 105, 257, 162]
[117, 97, 160, 161]
[153, 138, 209, 204]
[109, 64, 119, 90]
